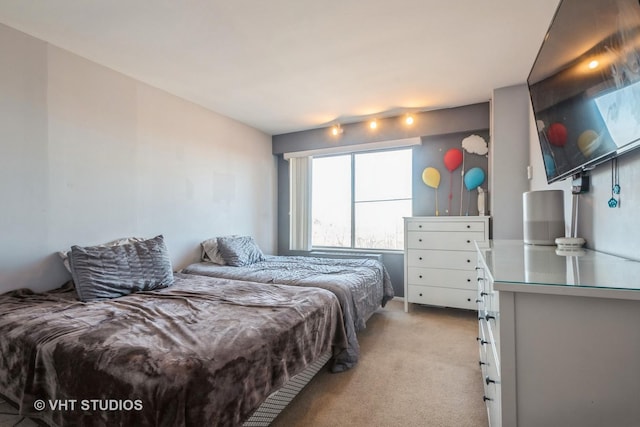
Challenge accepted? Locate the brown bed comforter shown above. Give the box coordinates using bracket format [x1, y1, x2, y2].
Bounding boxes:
[0, 273, 347, 427]
[182, 255, 394, 372]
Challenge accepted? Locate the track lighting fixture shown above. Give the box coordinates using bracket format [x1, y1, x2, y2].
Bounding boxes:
[405, 114, 415, 125]
[328, 112, 416, 137]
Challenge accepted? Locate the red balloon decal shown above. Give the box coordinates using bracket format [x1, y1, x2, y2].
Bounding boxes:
[443, 148, 463, 172]
[547, 123, 567, 147]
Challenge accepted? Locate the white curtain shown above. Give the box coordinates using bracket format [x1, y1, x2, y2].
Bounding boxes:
[289, 156, 312, 251]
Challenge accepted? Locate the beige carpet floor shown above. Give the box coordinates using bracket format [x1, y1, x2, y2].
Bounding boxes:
[271, 299, 489, 427]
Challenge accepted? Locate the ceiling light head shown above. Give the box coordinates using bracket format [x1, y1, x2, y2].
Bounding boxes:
[369, 119, 378, 130]
[588, 59, 599, 69]
[405, 114, 415, 125]
[330, 124, 343, 136]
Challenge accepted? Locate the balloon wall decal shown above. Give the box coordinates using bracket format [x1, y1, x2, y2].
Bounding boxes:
[422, 167, 441, 216]
[463, 167, 485, 215]
[464, 167, 485, 190]
[460, 134, 488, 215]
[422, 167, 440, 188]
[547, 122, 567, 147]
[577, 129, 601, 157]
[443, 148, 463, 215]
[543, 153, 556, 176]
[443, 148, 463, 172]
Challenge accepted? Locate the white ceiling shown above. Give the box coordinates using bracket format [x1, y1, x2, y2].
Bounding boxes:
[0, 0, 561, 135]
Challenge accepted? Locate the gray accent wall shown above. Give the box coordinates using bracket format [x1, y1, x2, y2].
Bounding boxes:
[413, 131, 489, 217]
[490, 84, 532, 239]
[0, 24, 277, 293]
[274, 104, 490, 297]
[273, 103, 490, 155]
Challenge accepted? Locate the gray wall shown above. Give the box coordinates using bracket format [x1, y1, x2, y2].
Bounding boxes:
[274, 104, 490, 297]
[490, 84, 532, 239]
[273, 103, 490, 155]
[0, 24, 277, 292]
[579, 149, 640, 258]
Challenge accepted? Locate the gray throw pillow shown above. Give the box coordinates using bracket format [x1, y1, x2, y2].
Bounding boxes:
[68, 235, 174, 302]
[216, 235, 265, 267]
[200, 237, 228, 265]
[58, 236, 147, 273]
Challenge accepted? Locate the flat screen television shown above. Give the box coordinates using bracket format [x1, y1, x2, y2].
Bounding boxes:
[528, 0, 640, 183]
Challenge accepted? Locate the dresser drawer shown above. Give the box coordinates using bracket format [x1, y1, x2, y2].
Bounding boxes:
[407, 231, 486, 250]
[408, 285, 476, 310]
[478, 317, 490, 366]
[407, 220, 485, 233]
[407, 267, 475, 290]
[483, 341, 502, 427]
[407, 249, 477, 270]
[479, 275, 499, 318]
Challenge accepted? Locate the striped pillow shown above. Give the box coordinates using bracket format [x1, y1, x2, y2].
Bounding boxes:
[68, 235, 174, 302]
[216, 236, 265, 267]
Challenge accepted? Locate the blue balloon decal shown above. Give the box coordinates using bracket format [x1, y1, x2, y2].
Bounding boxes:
[543, 154, 556, 176]
[464, 167, 485, 191]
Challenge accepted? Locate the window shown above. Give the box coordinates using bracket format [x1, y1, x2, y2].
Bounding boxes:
[311, 148, 412, 250]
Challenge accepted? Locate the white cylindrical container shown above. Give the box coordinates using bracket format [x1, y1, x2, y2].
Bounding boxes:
[523, 190, 565, 245]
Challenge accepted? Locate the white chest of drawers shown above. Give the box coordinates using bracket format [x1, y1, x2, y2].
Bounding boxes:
[477, 240, 640, 427]
[403, 216, 490, 312]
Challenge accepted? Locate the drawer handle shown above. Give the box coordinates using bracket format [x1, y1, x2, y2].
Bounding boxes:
[480, 292, 489, 296]
[418, 224, 422, 228]
[419, 293, 423, 297]
[479, 361, 487, 367]
[475, 299, 483, 303]
[418, 238, 423, 242]
[467, 278, 471, 282]
[467, 239, 471, 243]
[485, 314, 496, 321]
[419, 257, 423, 260]
[477, 277, 484, 282]
[467, 259, 471, 263]
[419, 275, 423, 279]
[476, 337, 489, 345]
[466, 298, 471, 302]
[467, 225, 471, 229]
[483, 396, 493, 402]
[485, 376, 496, 385]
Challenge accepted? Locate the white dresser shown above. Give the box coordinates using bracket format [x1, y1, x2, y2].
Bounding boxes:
[403, 216, 490, 312]
[477, 240, 640, 427]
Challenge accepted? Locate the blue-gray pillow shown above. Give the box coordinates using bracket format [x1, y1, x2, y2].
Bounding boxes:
[216, 236, 265, 267]
[68, 235, 174, 302]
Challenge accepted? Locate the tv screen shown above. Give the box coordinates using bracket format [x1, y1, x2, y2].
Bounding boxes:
[528, 0, 640, 183]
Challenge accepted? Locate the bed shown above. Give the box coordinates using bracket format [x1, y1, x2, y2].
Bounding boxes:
[181, 236, 395, 372]
[0, 237, 348, 427]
